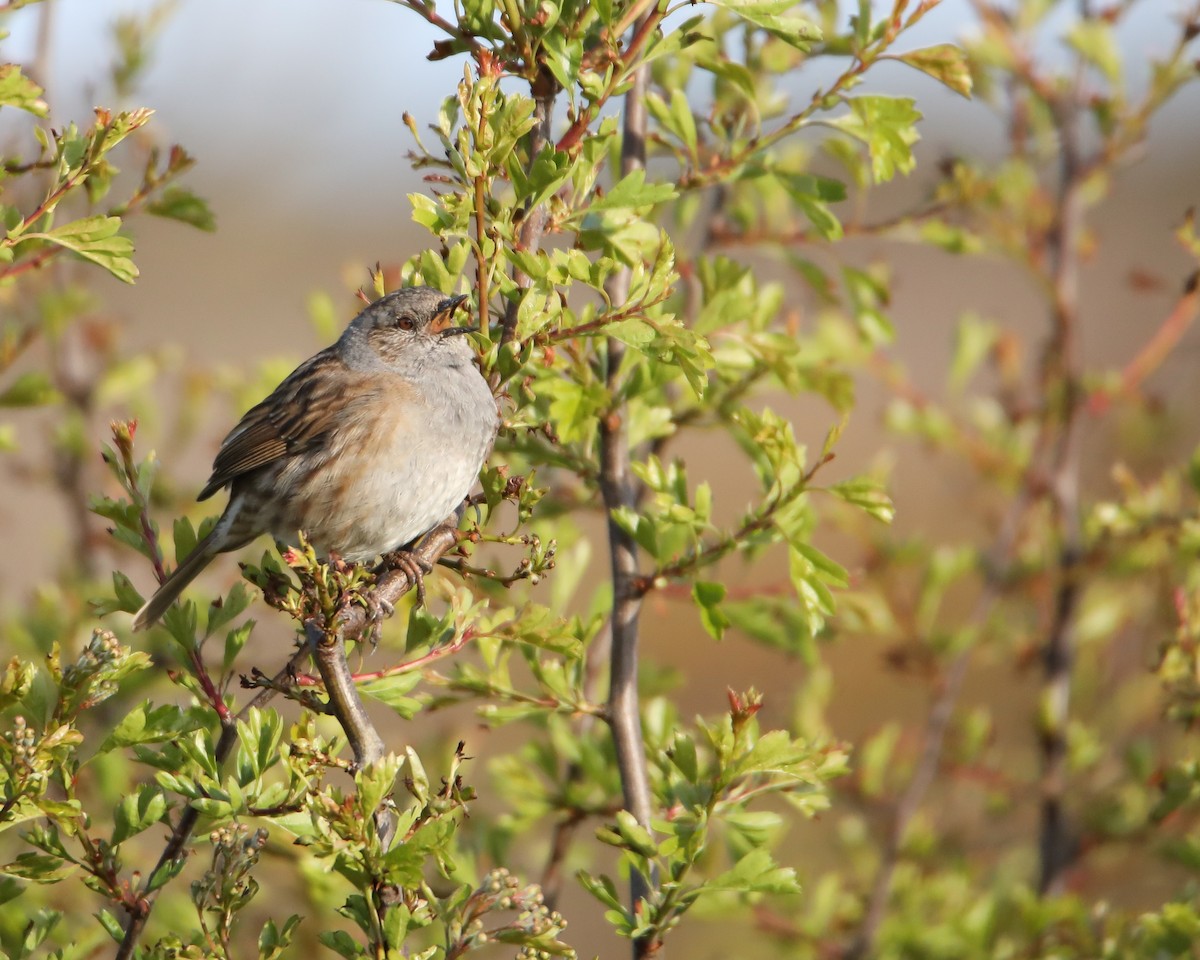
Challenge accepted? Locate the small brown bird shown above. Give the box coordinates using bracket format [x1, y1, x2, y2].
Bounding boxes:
[133, 286, 499, 630]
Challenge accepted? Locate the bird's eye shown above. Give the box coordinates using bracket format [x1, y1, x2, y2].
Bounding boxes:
[396, 316, 415, 331]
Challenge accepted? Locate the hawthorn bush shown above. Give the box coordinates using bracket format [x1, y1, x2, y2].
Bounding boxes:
[2, 1, 1200, 959]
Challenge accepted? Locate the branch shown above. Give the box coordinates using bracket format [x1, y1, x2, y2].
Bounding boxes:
[117, 514, 465, 958]
[598, 19, 657, 959]
[1036, 41, 1088, 896]
[633, 457, 833, 596]
[852, 8, 1096, 947]
[1095, 270, 1199, 408]
[499, 68, 557, 350]
[116, 644, 310, 960]
[555, 3, 664, 155]
[386, 0, 485, 60]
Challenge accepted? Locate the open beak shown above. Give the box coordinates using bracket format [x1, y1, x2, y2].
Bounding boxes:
[431, 294, 472, 337]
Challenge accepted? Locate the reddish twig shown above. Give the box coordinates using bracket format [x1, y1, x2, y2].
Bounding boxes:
[1094, 270, 1200, 408]
[499, 67, 557, 351]
[555, 3, 664, 155]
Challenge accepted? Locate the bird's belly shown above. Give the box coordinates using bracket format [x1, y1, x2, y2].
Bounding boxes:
[272, 406, 490, 561]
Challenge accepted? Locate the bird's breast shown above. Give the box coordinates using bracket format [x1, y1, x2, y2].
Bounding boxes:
[272, 362, 497, 561]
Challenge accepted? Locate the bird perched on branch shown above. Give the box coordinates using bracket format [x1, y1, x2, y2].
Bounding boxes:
[133, 286, 498, 630]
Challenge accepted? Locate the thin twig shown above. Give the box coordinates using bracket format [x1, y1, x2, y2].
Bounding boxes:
[1104, 270, 1200, 405]
[555, 3, 664, 155]
[499, 69, 557, 350]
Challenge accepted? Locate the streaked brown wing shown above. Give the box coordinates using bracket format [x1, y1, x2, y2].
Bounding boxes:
[197, 347, 349, 501]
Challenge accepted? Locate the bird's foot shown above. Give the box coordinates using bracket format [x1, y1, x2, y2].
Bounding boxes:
[360, 592, 395, 649]
[379, 549, 433, 607]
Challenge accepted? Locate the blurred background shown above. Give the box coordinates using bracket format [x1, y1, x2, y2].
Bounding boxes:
[2, 0, 1200, 955]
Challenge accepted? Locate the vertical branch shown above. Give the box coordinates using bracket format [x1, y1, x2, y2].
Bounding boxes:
[307, 619, 394, 850]
[1036, 48, 1086, 898]
[599, 20, 656, 959]
[499, 70, 557, 349]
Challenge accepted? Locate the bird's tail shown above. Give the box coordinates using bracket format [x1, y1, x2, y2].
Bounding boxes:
[132, 529, 221, 631]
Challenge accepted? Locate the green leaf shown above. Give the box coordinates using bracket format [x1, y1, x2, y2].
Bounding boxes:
[0, 371, 61, 407]
[359, 672, 423, 720]
[693, 581, 730, 641]
[830, 96, 922, 183]
[236, 707, 283, 783]
[97, 908, 125, 944]
[0, 64, 48, 116]
[146, 185, 216, 231]
[144, 851, 187, 893]
[705, 848, 801, 894]
[3, 853, 76, 882]
[610, 809, 658, 858]
[859, 722, 901, 798]
[776, 173, 846, 240]
[647, 90, 699, 161]
[356, 752, 402, 821]
[950, 312, 999, 390]
[207, 582, 253, 636]
[259, 915, 304, 960]
[591, 169, 678, 212]
[578, 869, 627, 917]
[111, 785, 168, 846]
[893, 44, 973, 98]
[709, 0, 822, 48]
[1065, 19, 1122, 85]
[24, 216, 138, 283]
[829, 477, 894, 523]
[99, 700, 207, 751]
[319, 930, 364, 960]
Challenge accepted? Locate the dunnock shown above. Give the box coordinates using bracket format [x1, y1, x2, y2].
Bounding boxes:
[133, 286, 498, 630]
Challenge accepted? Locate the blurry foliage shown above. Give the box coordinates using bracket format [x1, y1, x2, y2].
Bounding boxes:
[1, 0, 1200, 959]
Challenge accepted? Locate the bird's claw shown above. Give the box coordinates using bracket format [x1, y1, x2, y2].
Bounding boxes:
[360, 593, 394, 649]
[380, 549, 433, 607]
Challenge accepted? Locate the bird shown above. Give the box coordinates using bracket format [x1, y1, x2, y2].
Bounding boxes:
[132, 286, 499, 630]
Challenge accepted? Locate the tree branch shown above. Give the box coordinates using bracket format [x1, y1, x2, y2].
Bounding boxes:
[116, 644, 310, 960]
[1036, 42, 1087, 896]
[117, 518, 465, 957]
[499, 68, 557, 350]
[599, 19, 657, 959]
